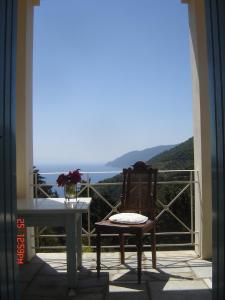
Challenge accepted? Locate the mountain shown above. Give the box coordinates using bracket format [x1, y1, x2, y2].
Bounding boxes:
[106, 144, 175, 168]
[102, 137, 194, 183]
[147, 137, 194, 170]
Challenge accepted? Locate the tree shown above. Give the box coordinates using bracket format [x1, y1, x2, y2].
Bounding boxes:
[33, 166, 58, 198]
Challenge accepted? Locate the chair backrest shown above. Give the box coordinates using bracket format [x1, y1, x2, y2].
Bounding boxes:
[119, 161, 158, 219]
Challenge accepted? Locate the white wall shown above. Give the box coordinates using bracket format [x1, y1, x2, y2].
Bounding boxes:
[182, 0, 212, 259]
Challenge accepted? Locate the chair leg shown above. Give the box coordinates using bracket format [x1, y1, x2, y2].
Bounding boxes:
[96, 232, 101, 277]
[119, 233, 125, 264]
[151, 225, 156, 269]
[136, 233, 143, 284]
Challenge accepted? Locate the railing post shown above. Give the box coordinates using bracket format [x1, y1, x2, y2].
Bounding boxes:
[195, 170, 201, 256]
[190, 170, 194, 246]
[34, 171, 38, 199]
[35, 227, 40, 252]
[88, 208, 91, 247]
[87, 174, 91, 246]
[33, 171, 39, 251]
[87, 173, 90, 197]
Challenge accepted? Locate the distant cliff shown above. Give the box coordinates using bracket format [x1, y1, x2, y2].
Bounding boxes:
[106, 144, 175, 168]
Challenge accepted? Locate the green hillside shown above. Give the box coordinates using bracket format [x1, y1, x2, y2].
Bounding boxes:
[101, 137, 194, 184]
[106, 144, 175, 168]
[147, 137, 194, 170]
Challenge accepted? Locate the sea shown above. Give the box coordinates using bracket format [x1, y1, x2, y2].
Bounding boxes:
[35, 163, 121, 197]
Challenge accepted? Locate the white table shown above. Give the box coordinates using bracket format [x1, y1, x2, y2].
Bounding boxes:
[17, 197, 92, 290]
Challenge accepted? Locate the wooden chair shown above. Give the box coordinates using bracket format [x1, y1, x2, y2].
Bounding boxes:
[95, 161, 158, 283]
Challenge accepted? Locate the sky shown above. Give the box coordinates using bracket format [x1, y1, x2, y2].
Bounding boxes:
[33, 0, 193, 165]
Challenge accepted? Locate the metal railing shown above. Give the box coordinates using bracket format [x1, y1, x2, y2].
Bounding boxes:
[32, 169, 199, 252]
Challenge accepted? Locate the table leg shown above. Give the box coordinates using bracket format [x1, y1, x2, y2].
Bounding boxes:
[66, 214, 77, 289]
[77, 214, 82, 269]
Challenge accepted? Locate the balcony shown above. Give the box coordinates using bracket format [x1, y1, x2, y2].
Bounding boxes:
[19, 251, 212, 300]
[33, 169, 198, 251]
[18, 170, 212, 299]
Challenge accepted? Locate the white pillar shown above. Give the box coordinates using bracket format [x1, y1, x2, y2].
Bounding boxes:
[16, 0, 40, 260]
[182, 0, 212, 259]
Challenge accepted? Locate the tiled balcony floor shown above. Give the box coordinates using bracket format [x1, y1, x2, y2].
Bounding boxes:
[19, 251, 212, 300]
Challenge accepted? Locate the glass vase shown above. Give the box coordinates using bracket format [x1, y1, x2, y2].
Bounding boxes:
[64, 183, 77, 202]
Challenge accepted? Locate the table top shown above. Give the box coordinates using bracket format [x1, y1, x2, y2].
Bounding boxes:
[17, 197, 92, 214]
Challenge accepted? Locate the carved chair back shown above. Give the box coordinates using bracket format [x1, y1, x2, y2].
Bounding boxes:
[119, 161, 158, 220]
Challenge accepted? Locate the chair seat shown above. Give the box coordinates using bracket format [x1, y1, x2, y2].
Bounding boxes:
[95, 219, 155, 234]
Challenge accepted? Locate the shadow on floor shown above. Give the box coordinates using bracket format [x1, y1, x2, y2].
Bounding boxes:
[18, 252, 212, 300]
[19, 256, 109, 300]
